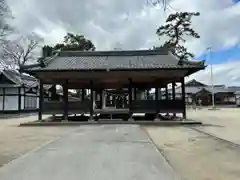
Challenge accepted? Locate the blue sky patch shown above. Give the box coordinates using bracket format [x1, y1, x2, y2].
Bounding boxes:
[233, 0, 240, 3]
[196, 45, 240, 65]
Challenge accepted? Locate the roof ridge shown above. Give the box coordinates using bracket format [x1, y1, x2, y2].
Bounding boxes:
[43, 52, 60, 67]
[21, 49, 205, 73]
[58, 49, 168, 57]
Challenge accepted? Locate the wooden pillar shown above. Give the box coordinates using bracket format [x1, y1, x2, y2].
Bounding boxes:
[38, 81, 43, 121]
[159, 88, 162, 100]
[146, 89, 150, 100]
[92, 90, 96, 110]
[99, 89, 103, 109]
[181, 77, 186, 119]
[165, 85, 169, 116]
[18, 87, 21, 112]
[172, 82, 176, 117]
[172, 82, 176, 100]
[128, 78, 133, 120]
[81, 89, 85, 101]
[165, 85, 168, 100]
[102, 90, 106, 108]
[2, 88, 5, 111]
[95, 90, 97, 102]
[63, 80, 69, 121]
[90, 89, 94, 120]
[23, 87, 25, 110]
[50, 84, 57, 100]
[89, 81, 94, 121]
[155, 87, 159, 114]
[134, 87, 137, 100]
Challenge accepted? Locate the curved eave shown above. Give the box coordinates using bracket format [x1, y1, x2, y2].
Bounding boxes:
[180, 59, 205, 66]
[19, 63, 42, 72]
[22, 66, 206, 73]
[185, 65, 206, 76]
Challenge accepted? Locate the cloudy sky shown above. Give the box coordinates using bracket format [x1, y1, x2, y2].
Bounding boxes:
[6, 0, 240, 86]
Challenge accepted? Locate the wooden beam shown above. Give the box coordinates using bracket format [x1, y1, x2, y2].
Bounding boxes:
[37, 75, 182, 89]
[37, 69, 188, 80]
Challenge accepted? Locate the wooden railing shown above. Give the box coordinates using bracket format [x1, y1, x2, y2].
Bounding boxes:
[131, 100, 184, 113]
[42, 99, 184, 114]
[42, 100, 91, 114]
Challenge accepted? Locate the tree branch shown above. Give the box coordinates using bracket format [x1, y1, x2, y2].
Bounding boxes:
[1, 34, 41, 68]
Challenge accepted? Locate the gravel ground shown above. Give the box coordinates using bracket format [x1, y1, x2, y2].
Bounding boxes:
[146, 107, 240, 180]
[146, 126, 240, 180]
[1, 108, 240, 180]
[0, 115, 77, 167]
[187, 108, 240, 145]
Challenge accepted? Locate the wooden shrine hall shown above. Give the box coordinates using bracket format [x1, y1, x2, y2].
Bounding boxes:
[21, 49, 205, 121]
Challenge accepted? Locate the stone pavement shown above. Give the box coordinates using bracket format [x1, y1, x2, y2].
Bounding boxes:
[0, 125, 179, 180]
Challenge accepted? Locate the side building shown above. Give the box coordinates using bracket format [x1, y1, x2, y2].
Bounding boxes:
[176, 79, 237, 106]
[0, 69, 41, 113]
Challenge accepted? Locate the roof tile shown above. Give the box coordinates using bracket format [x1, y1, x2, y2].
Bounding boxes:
[25, 50, 205, 71]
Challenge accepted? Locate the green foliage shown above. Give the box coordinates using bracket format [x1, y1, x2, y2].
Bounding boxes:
[156, 12, 200, 61]
[42, 33, 96, 57]
[42, 45, 53, 57]
[54, 32, 95, 51]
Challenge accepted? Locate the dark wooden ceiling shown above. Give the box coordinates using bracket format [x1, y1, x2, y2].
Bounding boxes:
[35, 69, 188, 88]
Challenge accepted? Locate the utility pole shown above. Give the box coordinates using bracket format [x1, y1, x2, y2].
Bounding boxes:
[207, 47, 215, 109]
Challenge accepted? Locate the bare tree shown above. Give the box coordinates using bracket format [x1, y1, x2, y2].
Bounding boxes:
[147, 0, 169, 11]
[1, 33, 43, 69]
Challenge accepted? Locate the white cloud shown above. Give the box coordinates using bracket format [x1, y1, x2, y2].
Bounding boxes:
[5, 0, 240, 86]
[6, 0, 240, 54]
[187, 60, 240, 86]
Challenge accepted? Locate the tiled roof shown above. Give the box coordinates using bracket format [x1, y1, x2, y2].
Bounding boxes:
[175, 86, 234, 94]
[174, 86, 205, 94]
[185, 79, 207, 87]
[0, 69, 38, 88]
[23, 49, 205, 71]
[228, 86, 240, 92]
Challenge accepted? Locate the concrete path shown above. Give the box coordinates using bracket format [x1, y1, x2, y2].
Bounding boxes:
[0, 125, 179, 180]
